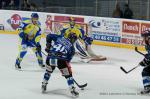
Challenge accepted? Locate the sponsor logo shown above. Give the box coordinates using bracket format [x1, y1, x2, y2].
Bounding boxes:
[92, 34, 120, 42]
[122, 21, 140, 34]
[89, 20, 101, 28]
[121, 38, 143, 45]
[141, 23, 150, 33]
[54, 16, 84, 22]
[7, 14, 22, 30]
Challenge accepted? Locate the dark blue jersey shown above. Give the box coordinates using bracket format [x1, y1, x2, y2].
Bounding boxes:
[46, 34, 75, 62]
[145, 45, 150, 55]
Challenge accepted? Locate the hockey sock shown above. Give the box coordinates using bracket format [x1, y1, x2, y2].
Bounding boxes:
[67, 77, 74, 87]
[44, 70, 51, 81]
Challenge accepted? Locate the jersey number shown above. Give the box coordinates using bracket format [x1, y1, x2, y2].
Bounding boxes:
[53, 44, 66, 53]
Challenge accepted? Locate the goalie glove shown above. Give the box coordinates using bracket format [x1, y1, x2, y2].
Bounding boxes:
[139, 54, 150, 67]
[83, 36, 93, 45]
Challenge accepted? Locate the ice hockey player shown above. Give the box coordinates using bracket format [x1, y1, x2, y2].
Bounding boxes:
[139, 30, 150, 94]
[15, 13, 45, 70]
[41, 33, 79, 97]
[61, 17, 106, 62]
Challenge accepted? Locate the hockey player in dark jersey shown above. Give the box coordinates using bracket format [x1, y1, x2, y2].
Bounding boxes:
[41, 32, 79, 97]
[139, 30, 150, 94]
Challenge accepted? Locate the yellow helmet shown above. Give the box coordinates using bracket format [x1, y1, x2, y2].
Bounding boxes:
[69, 17, 75, 22]
[68, 17, 75, 27]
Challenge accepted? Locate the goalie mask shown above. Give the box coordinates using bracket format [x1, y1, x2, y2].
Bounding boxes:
[68, 17, 75, 28]
[141, 30, 150, 45]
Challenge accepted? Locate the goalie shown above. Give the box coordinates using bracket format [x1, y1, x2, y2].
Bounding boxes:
[61, 17, 106, 62]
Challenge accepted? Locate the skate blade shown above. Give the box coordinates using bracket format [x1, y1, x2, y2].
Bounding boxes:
[71, 93, 79, 98]
[42, 90, 46, 93]
[15, 67, 22, 71]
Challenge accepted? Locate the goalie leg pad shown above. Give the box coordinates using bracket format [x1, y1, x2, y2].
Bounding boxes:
[75, 40, 89, 58]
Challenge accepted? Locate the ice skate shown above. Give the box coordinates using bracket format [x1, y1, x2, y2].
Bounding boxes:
[15, 63, 21, 70]
[70, 86, 79, 97]
[41, 81, 48, 93]
[39, 64, 45, 69]
[141, 87, 150, 94]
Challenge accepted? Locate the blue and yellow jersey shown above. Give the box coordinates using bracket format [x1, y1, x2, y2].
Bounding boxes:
[18, 19, 41, 44]
[61, 24, 86, 40]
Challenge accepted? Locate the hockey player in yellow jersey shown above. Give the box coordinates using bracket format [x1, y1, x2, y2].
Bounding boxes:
[15, 13, 45, 70]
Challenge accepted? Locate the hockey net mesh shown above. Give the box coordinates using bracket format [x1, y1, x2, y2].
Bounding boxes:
[50, 21, 89, 36]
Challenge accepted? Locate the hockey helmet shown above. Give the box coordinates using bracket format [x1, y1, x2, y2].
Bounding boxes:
[141, 30, 150, 37]
[141, 30, 150, 45]
[69, 17, 75, 21]
[31, 13, 39, 19]
[31, 13, 39, 24]
[68, 17, 75, 27]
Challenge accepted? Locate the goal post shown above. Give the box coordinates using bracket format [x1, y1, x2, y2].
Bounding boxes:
[50, 20, 89, 36]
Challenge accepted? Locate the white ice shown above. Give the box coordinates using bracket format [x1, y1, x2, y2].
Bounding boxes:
[0, 34, 149, 99]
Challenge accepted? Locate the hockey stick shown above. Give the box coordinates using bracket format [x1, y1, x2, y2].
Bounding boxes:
[73, 79, 87, 89]
[120, 47, 144, 74]
[135, 46, 145, 56]
[30, 42, 88, 88]
[120, 65, 140, 74]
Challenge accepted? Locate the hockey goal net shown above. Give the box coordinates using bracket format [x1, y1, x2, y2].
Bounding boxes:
[50, 21, 89, 36]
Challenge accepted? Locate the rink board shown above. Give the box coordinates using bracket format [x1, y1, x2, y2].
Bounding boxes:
[0, 30, 145, 51]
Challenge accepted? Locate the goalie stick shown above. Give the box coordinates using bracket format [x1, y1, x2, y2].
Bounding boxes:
[29, 42, 88, 89]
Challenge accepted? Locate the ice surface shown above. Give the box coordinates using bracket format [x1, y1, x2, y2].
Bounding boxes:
[0, 34, 149, 99]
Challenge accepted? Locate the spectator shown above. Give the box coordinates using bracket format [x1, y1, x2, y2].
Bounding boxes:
[4, 0, 11, 9]
[21, 0, 31, 11]
[14, 0, 20, 10]
[1, 0, 6, 9]
[30, 2, 38, 11]
[0, 0, 2, 9]
[9, 0, 15, 10]
[123, 4, 133, 19]
[112, 3, 123, 18]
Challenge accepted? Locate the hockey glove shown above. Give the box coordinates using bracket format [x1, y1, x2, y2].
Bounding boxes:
[45, 43, 51, 53]
[36, 44, 41, 52]
[56, 52, 63, 57]
[23, 34, 28, 41]
[139, 54, 150, 67]
[84, 37, 93, 45]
